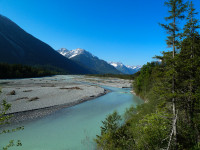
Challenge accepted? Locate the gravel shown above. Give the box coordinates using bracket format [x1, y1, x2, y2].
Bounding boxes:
[0, 76, 106, 114]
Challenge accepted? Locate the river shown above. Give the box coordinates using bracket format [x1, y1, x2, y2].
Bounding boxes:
[0, 76, 143, 150]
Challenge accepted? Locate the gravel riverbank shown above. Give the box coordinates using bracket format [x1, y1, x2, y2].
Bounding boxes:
[0, 75, 131, 123]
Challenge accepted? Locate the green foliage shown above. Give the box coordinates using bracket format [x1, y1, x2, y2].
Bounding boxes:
[0, 63, 56, 79]
[95, 93, 172, 149]
[0, 100, 12, 126]
[95, 111, 122, 150]
[0, 90, 24, 149]
[2, 140, 22, 150]
[160, 0, 187, 50]
[133, 62, 159, 99]
[182, 1, 199, 39]
[123, 106, 136, 122]
[87, 73, 136, 80]
[133, 111, 171, 150]
[95, 1, 200, 149]
[100, 111, 122, 134]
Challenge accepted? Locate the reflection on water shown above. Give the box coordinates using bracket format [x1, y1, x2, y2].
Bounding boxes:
[0, 77, 143, 150]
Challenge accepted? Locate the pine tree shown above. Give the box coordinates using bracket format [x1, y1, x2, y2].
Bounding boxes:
[160, 0, 186, 149]
[176, 1, 200, 147]
[183, 1, 199, 39]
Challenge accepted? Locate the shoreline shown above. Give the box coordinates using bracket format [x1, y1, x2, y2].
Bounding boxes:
[0, 75, 133, 124]
[7, 89, 110, 124]
[0, 76, 107, 114]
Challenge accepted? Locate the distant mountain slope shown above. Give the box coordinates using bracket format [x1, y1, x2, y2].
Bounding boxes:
[126, 65, 142, 74]
[108, 62, 142, 74]
[109, 62, 132, 74]
[57, 48, 121, 74]
[0, 15, 92, 74]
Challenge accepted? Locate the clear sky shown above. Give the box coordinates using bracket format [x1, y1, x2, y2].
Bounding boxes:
[0, 0, 199, 66]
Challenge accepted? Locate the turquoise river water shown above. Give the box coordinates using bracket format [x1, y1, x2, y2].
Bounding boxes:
[0, 77, 143, 150]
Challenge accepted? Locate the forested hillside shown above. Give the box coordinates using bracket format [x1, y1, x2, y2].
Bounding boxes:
[0, 63, 55, 79]
[87, 73, 138, 80]
[95, 1, 200, 149]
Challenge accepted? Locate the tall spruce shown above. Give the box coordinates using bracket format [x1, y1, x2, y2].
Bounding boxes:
[183, 0, 200, 125]
[94, 1, 200, 149]
[160, 0, 186, 149]
[183, 1, 199, 38]
[177, 1, 200, 147]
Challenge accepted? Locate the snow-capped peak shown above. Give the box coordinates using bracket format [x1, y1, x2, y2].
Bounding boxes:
[60, 48, 68, 51]
[126, 65, 142, 70]
[108, 62, 142, 74]
[110, 62, 118, 67]
[57, 48, 69, 56]
[109, 62, 124, 67]
[58, 48, 97, 59]
[68, 48, 85, 58]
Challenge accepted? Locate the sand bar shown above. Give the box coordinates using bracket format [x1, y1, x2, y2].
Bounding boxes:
[0, 76, 107, 114]
[0, 75, 131, 123]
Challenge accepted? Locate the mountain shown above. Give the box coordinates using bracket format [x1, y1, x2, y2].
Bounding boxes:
[57, 48, 121, 74]
[126, 65, 142, 73]
[109, 62, 132, 74]
[109, 62, 142, 74]
[0, 15, 92, 74]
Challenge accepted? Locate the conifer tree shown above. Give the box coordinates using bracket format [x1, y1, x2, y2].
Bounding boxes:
[160, 0, 186, 149]
[176, 1, 200, 147]
[182, 0, 200, 122]
[183, 1, 199, 39]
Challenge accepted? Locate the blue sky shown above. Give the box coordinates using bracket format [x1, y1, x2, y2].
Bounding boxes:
[0, 0, 199, 66]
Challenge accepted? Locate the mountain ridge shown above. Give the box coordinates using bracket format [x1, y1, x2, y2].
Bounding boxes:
[108, 62, 142, 74]
[57, 48, 122, 74]
[58, 48, 141, 74]
[0, 15, 92, 74]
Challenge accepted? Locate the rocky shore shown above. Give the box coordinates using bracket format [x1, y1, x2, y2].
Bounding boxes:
[7, 89, 109, 124]
[0, 75, 131, 123]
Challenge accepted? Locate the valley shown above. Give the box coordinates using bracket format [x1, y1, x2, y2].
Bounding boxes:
[1, 0, 200, 149]
[0, 75, 132, 123]
[0, 75, 143, 150]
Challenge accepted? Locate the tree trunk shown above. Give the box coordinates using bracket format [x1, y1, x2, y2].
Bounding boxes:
[172, 6, 177, 148]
